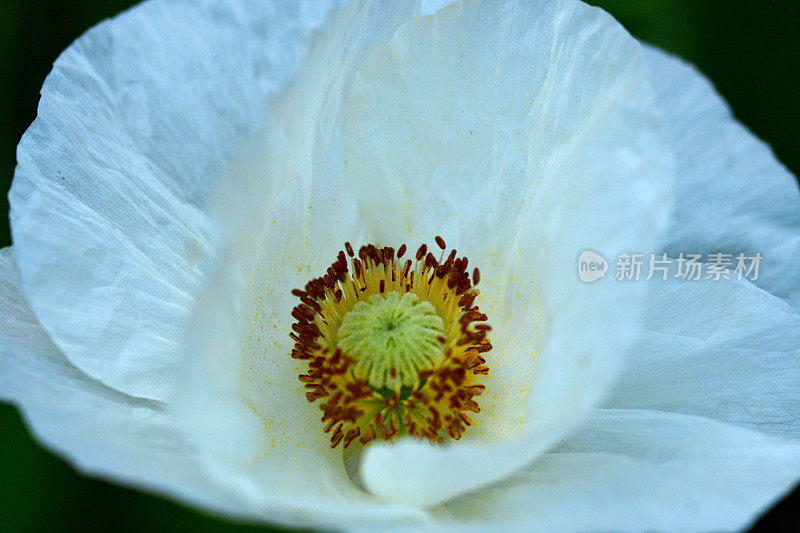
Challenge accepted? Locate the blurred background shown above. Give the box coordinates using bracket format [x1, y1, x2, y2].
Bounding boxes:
[1, 0, 798, 531]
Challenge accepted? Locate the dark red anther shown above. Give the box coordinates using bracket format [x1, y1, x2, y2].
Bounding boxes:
[425, 252, 438, 269]
[459, 292, 476, 308]
[300, 296, 321, 312]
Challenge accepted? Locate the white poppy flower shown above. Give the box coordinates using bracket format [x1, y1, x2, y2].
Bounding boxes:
[2, 0, 799, 531]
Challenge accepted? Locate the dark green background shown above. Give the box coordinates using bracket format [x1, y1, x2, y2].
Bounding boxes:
[1, 1, 798, 531]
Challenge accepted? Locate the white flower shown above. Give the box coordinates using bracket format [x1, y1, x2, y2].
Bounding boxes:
[2, 0, 799, 531]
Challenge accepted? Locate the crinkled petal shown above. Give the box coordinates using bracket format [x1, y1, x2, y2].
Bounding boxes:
[344, 0, 673, 507]
[605, 275, 800, 440]
[644, 45, 800, 310]
[9, 0, 342, 401]
[436, 409, 800, 532]
[172, 2, 436, 530]
[0, 247, 248, 520]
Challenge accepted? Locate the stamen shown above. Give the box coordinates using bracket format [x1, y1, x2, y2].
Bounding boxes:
[289, 240, 491, 449]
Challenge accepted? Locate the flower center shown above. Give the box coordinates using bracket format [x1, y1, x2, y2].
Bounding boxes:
[290, 237, 491, 449]
[338, 292, 444, 390]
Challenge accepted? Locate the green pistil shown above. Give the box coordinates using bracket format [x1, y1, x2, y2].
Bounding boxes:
[338, 291, 444, 390]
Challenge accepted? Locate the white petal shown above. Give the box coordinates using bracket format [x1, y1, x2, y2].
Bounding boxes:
[420, 0, 456, 16]
[605, 275, 800, 439]
[344, 0, 673, 507]
[171, 2, 437, 529]
[644, 45, 800, 310]
[436, 409, 800, 532]
[0, 247, 248, 520]
[9, 0, 342, 400]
